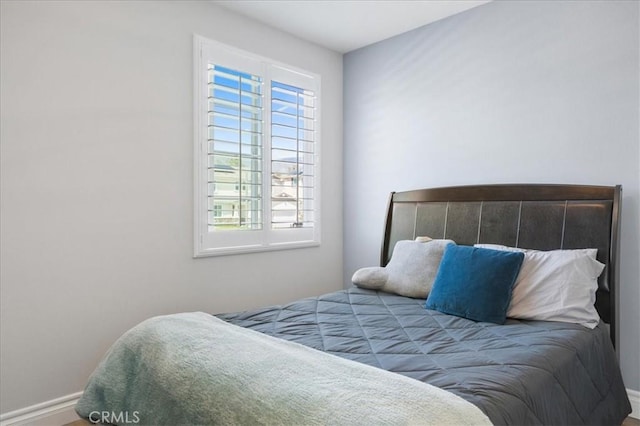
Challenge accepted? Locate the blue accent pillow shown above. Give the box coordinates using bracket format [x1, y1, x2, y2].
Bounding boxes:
[425, 245, 524, 324]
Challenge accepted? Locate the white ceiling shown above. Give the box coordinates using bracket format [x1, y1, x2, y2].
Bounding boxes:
[213, 0, 491, 53]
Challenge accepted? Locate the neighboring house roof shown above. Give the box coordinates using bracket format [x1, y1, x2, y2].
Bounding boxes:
[273, 191, 295, 201]
[214, 164, 235, 172]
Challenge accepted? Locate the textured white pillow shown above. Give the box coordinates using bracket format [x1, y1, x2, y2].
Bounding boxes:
[475, 244, 604, 328]
[352, 239, 454, 298]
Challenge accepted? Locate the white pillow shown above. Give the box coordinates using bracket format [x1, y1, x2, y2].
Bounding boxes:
[474, 244, 605, 328]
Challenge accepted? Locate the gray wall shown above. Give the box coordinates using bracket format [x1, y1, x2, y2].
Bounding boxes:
[344, 0, 639, 391]
[0, 1, 343, 413]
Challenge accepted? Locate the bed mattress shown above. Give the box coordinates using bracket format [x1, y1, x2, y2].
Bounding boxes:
[217, 287, 631, 425]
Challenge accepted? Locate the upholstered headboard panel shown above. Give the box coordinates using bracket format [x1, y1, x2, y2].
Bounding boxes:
[380, 184, 622, 347]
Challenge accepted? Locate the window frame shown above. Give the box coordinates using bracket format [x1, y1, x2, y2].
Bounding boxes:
[193, 35, 321, 257]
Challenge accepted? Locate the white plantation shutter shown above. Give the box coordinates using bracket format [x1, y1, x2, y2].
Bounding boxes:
[270, 81, 316, 229]
[208, 65, 263, 231]
[194, 36, 320, 257]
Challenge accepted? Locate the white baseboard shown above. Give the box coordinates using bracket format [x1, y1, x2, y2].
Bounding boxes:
[1, 388, 638, 424]
[0, 392, 82, 426]
[629, 388, 640, 420]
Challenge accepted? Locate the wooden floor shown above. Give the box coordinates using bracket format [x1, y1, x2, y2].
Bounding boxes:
[624, 417, 640, 426]
[63, 421, 90, 426]
[65, 416, 640, 426]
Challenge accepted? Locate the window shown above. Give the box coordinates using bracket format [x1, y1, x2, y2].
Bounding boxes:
[194, 36, 320, 257]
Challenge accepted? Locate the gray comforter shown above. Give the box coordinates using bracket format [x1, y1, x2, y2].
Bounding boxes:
[218, 287, 632, 425]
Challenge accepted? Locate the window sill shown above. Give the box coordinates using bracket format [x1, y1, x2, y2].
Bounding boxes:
[193, 240, 320, 258]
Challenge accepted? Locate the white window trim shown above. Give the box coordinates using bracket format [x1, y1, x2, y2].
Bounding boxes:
[193, 35, 321, 257]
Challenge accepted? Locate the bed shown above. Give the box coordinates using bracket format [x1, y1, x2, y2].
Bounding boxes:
[76, 184, 632, 425]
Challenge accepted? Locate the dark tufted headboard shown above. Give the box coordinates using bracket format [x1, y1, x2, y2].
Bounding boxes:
[380, 184, 622, 349]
